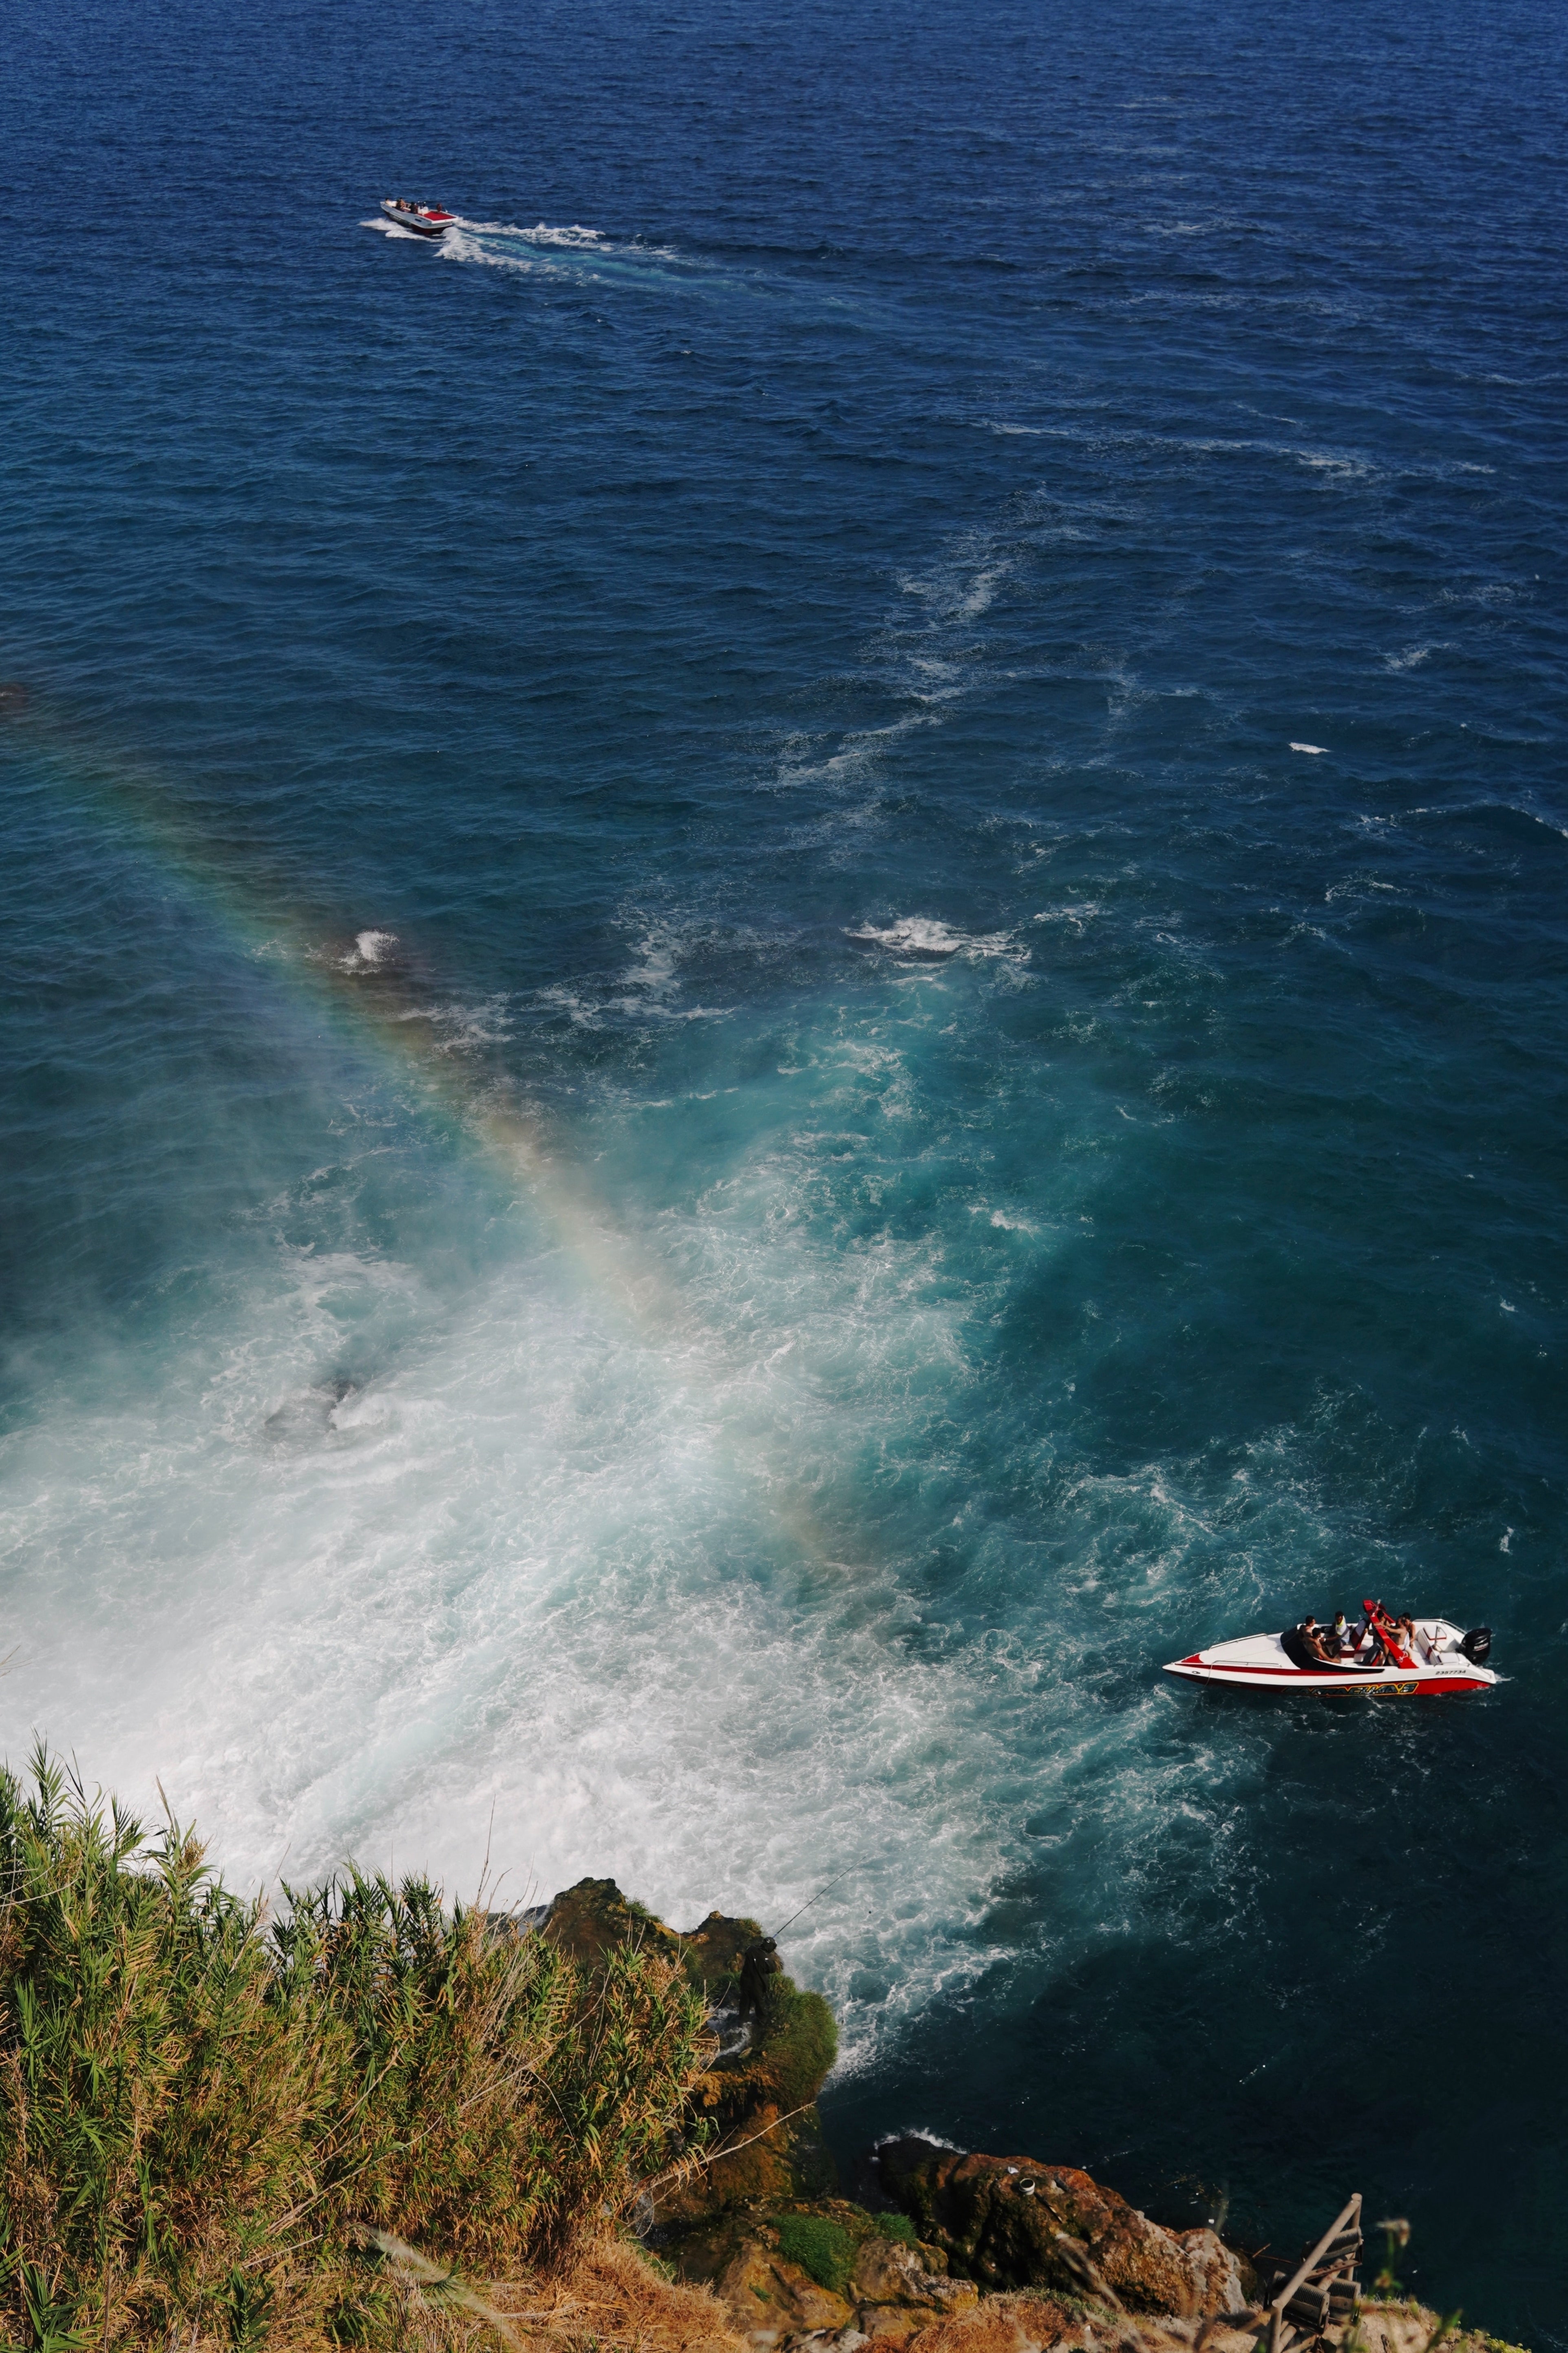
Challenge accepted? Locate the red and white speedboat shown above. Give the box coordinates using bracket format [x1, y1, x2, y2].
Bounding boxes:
[1165, 1607, 1497, 1697]
[380, 199, 456, 238]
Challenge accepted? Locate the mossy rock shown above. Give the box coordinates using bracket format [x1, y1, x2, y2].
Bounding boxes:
[774, 2211, 856, 2296]
[676, 1908, 770, 1995]
[542, 1885, 784, 2006]
[757, 1981, 837, 2108]
[542, 1878, 682, 1969]
[542, 1882, 841, 2216]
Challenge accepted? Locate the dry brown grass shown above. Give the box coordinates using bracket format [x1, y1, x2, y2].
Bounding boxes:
[532, 2236, 747, 2353]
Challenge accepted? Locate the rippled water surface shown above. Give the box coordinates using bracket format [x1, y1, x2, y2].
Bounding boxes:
[4, 0, 1567, 2334]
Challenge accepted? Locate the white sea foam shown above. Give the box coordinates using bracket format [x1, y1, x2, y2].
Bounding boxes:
[340, 928, 398, 969]
[894, 539, 1017, 634]
[0, 950, 1314, 2080]
[1290, 741, 1327, 755]
[396, 995, 513, 1053]
[969, 1205, 1039, 1234]
[952, 564, 1009, 621]
[530, 922, 738, 1031]
[537, 983, 602, 1029]
[455, 219, 611, 249]
[1032, 902, 1104, 933]
[1297, 453, 1373, 482]
[774, 714, 930, 794]
[0, 1182, 1027, 2067]
[768, 503, 1053, 825]
[430, 219, 694, 290]
[845, 917, 1021, 962]
[438, 229, 545, 278]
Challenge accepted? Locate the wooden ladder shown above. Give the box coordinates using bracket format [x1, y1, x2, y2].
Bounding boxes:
[1262, 2193, 1363, 2353]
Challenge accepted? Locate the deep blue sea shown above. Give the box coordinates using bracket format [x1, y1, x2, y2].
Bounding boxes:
[4, 0, 1567, 2334]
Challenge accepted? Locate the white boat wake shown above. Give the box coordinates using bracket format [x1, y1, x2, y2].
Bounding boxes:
[360, 208, 751, 301]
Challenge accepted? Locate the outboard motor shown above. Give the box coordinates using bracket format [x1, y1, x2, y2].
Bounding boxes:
[1459, 1626, 1492, 1666]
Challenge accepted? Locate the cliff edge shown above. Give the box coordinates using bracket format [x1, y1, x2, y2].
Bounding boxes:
[540, 1878, 1527, 2353]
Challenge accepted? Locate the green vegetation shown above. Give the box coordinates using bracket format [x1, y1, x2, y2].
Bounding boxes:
[772, 2212, 855, 2297]
[757, 1983, 837, 2112]
[870, 2212, 918, 2249]
[0, 1749, 707, 2350]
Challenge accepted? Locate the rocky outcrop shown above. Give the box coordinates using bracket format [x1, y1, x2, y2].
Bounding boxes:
[663, 2203, 982, 2347]
[875, 2141, 1250, 2315]
[538, 1880, 839, 2213]
[530, 1884, 1521, 2353]
[823, 2298, 1527, 2353]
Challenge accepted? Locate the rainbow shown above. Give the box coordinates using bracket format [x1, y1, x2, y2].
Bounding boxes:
[2, 700, 854, 1575]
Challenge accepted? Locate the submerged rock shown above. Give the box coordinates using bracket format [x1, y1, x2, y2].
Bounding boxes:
[262, 1374, 360, 1446]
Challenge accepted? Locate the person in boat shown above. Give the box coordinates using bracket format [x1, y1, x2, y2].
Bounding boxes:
[1363, 1600, 1413, 1669]
[1298, 1614, 1332, 1663]
[1327, 1610, 1354, 1657]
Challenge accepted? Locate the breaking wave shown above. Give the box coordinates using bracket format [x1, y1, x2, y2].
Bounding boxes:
[845, 917, 1023, 961]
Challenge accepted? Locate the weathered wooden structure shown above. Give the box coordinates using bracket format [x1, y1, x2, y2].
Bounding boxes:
[1259, 2193, 1362, 2353]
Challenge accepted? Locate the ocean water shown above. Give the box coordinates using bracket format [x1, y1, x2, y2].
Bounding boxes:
[4, 0, 1567, 2333]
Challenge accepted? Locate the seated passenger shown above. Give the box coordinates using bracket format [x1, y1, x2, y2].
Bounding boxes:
[1299, 1614, 1331, 1663]
[1327, 1610, 1353, 1657]
[1369, 1610, 1411, 1668]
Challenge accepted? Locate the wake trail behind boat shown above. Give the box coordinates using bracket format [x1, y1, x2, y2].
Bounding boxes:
[362, 210, 801, 306]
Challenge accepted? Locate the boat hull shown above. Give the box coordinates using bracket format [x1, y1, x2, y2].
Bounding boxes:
[1165, 1662, 1490, 1695]
[1164, 1617, 1496, 1696]
[380, 201, 453, 237]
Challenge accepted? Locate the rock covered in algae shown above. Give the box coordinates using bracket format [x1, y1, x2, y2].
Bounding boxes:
[537, 1878, 839, 2213]
[667, 2201, 981, 2348]
[874, 2140, 1250, 2315]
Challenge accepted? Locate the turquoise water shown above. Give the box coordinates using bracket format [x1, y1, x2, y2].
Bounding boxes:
[4, 0, 1567, 2333]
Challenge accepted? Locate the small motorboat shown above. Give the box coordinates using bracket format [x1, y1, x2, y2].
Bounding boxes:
[380, 199, 456, 238]
[1165, 1603, 1497, 1697]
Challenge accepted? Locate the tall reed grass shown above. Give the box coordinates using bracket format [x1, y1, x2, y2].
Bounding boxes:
[0, 1749, 710, 2350]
